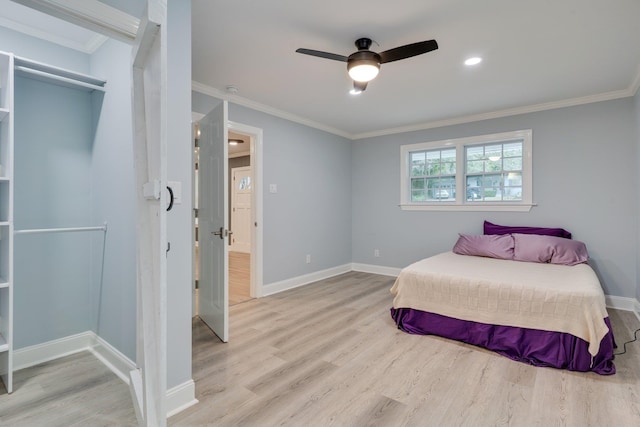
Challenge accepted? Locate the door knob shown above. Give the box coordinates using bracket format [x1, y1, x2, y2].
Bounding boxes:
[212, 227, 224, 239]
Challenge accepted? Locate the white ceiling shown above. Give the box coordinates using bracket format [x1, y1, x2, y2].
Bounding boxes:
[2, 1, 639, 140]
[192, 0, 640, 138]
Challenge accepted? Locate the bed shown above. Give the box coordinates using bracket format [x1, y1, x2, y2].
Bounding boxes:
[389, 230, 616, 375]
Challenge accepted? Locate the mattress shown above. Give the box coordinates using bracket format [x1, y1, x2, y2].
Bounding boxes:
[390, 252, 610, 356]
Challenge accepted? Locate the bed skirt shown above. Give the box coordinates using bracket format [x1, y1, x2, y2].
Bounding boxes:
[390, 307, 616, 375]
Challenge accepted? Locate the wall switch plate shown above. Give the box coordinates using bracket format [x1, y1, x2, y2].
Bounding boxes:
[374, 249, 380, 257]
[269, 184, 278, 193]
[306, 254, 311, 264]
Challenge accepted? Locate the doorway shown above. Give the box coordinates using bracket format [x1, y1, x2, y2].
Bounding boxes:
[192, 117, 263, 319]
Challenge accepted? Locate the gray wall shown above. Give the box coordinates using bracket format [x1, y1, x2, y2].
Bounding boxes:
[352, 98, 637, 298]
[192, 94, 353, 285]
[89, 38, 136, 360]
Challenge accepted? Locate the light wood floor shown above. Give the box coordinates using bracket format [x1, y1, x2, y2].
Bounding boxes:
[171, 272, 640, 426]
[1, 272, 639, 426]
[0, 351, 138, 426]
[229, 251, 252, 306]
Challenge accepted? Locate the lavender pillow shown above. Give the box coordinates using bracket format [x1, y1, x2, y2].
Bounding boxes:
[484, 220, 572, 239]
[453, 234, 514, 260]
[512, 233, 588, 266]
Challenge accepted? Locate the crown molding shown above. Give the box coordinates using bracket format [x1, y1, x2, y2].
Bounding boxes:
[352, 88, 635, 140]
[191, 81, 353, 140]
[0, 14, 107, 53]
[10, 0, 139, 43]
[194, 67, 640, 142]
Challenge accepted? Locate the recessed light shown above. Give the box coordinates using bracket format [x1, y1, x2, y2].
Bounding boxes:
[464, 57, 482, 66]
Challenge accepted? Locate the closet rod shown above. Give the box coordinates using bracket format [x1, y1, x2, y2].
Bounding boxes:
[14, 223, 108, 235]
[14, 66, 106, 93]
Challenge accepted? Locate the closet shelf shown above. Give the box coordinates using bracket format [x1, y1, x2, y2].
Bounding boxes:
[0, 108, 8, 121]
[15, 66, 106, 93]
[14, 56, 106, 87]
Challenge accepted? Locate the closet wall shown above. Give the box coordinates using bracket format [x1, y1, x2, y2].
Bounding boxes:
[0, 27, 137, 362]
[13, 75, 95, 347]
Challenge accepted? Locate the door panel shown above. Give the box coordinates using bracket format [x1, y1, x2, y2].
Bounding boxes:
[198, 102, 229, 342]
[231, 166, 252, 253]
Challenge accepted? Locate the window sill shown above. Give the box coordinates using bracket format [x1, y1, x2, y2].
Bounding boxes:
[399, 203, 535, 212]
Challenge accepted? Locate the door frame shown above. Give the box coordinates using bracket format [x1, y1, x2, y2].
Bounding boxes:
[191, 115, 263, 310]
[228, 121, 263, 299]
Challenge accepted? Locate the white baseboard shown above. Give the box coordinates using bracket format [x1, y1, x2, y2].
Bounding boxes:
[167, 379, 199, 418]
[13, 331, 196, 418]
[635, 299, 640, 323]
[351, 263, 402, 277]
[13, 331, 94, 371]
[605, 295, 638, 312]
[262, 263, 352, 296]
[88, 334, 136, 384]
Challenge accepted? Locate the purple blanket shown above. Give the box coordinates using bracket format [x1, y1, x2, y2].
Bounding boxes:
[390, 307, 616, 375]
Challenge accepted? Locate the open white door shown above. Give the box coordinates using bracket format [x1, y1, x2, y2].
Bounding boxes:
[129, 3, 168, 426]
[198, 102, 229, 342]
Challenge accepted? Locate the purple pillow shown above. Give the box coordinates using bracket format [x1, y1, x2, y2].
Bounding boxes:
[484, 220, 572, 239]
[512, 233, 588, 266]
[453, 234, 514, 260]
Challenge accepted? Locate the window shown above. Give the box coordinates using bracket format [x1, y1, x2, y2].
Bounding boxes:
[400, 130, 533, 211]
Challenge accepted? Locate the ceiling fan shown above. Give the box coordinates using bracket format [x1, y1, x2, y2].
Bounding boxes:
[296, 37, 438, 92]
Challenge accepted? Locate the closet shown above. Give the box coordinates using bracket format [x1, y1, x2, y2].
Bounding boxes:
[0, 46, 136, 395]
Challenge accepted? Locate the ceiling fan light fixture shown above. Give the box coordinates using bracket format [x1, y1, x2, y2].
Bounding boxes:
[348, 60, 380, 82]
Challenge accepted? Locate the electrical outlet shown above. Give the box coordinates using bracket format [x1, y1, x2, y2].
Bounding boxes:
[306, 254, 311, 264]
[374, 249, 380, 257]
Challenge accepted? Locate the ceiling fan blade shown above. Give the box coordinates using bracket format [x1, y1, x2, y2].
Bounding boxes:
[379, 40, 438, 64]
[295, 48, 348, 62]
[353, 81, 368, 92]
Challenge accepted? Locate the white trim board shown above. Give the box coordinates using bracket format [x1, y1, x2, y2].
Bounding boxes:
[192, 81, 352, 140]
[262, 263, 352, 296]
[264, 263, 640, 319]
[12, 331, 196, 418]
[167, 380, 198, 418]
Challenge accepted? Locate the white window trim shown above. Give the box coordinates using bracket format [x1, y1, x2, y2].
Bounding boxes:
[400, 129, 534, 212]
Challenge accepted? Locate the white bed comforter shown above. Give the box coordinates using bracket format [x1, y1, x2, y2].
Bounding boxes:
[390, 252, 610, 356]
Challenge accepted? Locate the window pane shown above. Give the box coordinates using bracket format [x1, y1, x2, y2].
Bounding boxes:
[441, 149, 456, 162]
[505, 172, 522, 186]
[467, 160, 484, 173]
[485, 144, 502, 160]
[503, 142, 522, 157]
[486, 159, 502, 172]
[503, 157, 522, 171]
[410, 152, 425, 176]
[466, 146, 484, 160]
[411, 189, 426, 202]
[503, 187, 522, 201]
[411, 178, 425, 190]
